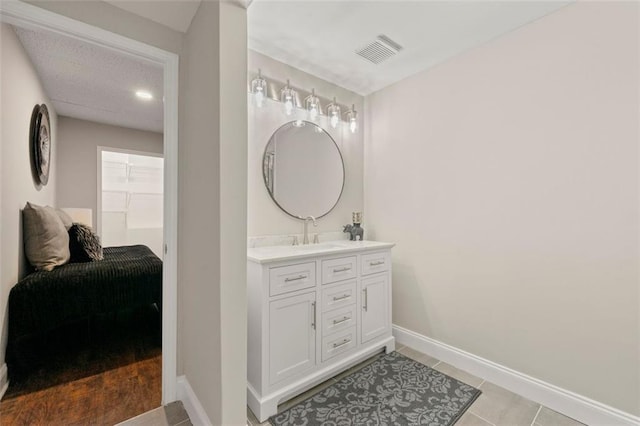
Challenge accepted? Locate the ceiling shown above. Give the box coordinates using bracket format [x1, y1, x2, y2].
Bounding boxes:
[248, 1, 571, 95]
[14, 26, 164, 133]
[103, 0, 201, 33]
[12, 1, 572, 133]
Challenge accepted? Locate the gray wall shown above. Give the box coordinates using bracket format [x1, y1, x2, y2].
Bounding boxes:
[56, 116, 163, 230]
[218, 3, 248, 421]
[179, 0, 222, 420]
[365, 2, 639, 415]
[0, 23, 58, 370]
[179, 2, 248, 423]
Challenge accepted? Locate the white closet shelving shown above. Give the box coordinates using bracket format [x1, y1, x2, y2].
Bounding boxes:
[100, 151, 164, 257]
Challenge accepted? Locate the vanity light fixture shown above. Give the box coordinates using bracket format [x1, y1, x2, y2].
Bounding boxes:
[326, 97, 341, 128]
[304, 89, 321, 121]
[280, 79, 297, 116]
[135, 90, 153, 100]
[250, 76, 356, 134]
[250, 69, 268, 108]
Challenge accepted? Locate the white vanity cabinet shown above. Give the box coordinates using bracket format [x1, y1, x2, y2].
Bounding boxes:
[361, 273, 390, 343]
[268, 291, 317, 384]
[247, 241, 395, 422]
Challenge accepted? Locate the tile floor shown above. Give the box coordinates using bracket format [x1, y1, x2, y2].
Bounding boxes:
[117, 401, 192, 426]
[247, 344, 586, 426]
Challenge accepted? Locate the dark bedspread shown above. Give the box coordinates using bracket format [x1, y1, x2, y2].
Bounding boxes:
[6, 245, 162, 373]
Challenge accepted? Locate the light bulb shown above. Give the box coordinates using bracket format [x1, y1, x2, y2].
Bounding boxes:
[251, 69, 267, 108]
[327, 97, 341, 129]
[330, 113, 339, 128]
[284, 97, 293, 115]
[280, 79, 297, 117]
[305, 89, 321, 122]
[309, 104, 318, 120]
[255, 87, 264, 108]
[346, 104, 358, 133]
[350, 118, 357, 133]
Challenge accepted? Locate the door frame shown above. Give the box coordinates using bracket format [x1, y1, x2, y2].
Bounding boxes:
[0, 1, 179, 403]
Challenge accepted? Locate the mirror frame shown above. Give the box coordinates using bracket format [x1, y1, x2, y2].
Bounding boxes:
[262, 120, 345, 220]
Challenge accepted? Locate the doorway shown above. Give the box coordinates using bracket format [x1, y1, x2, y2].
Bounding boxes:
[98, 148, 165, 258]
[0, 0, 178, 407]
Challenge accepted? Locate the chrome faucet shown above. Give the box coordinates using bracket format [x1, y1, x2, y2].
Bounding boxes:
[301, 216, 317, 244]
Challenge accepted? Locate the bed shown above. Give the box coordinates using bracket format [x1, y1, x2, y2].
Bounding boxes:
[6, 244, 162, 376]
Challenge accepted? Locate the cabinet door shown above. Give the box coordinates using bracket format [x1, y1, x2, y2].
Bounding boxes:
[269, 292, 316, 385]
[361, 274, 390, 344]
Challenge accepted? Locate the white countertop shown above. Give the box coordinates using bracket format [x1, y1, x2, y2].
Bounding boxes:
[247, 240, 395, 264]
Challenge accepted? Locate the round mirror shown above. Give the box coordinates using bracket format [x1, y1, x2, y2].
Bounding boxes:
[263, 120, 344, 219]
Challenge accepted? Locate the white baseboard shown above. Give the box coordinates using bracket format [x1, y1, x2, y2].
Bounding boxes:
[0, 363, 8, 401]
[176, 375, 212, 426]
[393, 325, 639, 426]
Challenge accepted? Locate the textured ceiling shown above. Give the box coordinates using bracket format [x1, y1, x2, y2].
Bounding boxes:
[249, 1, 571, 95]
[102, 0, 201, 33]
[14, 26, 164, 133]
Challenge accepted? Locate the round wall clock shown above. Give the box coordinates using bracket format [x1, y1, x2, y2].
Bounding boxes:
[30, 104, 51, 186]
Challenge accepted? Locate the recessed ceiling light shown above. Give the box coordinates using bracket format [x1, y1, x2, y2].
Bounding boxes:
[135, 90, 154, 100]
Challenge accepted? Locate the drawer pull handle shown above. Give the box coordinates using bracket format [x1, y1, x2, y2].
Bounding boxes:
[333, 316, 350, 325]
[332, 294, 350, 301]
[369, 260, 385, 266]
[332, 338, 351, 349]
[285, 274, 307, 282]
[332, 266, 352, 273]
[363, 288, 368, 311]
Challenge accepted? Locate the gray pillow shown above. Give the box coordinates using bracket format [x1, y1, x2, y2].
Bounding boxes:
[23, 202, 70, 271]
[68, 223, 103, 262]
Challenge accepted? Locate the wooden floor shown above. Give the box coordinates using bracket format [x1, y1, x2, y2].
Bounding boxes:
[0, 307, 161, 425]
[0, 355, 161, 425]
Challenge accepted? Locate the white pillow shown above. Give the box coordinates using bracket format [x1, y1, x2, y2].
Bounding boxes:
[55, 208, 73, 231]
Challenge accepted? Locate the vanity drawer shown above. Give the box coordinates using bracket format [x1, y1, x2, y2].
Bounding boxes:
[322, 326, 357, 362]
[322, 304, 357, 337]
[361, 251, 390, 276]
[269, 262, 316, 297]
[321, 256, 357, 285]
[321, 281, 357, 312]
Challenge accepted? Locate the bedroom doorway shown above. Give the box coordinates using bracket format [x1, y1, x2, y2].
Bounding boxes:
[0, 0, 179, 414]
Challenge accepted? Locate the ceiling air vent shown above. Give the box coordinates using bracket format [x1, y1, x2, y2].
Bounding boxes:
[355, 35, 403, 65]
